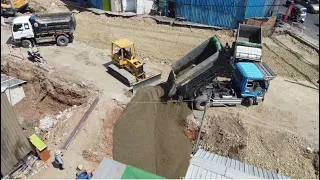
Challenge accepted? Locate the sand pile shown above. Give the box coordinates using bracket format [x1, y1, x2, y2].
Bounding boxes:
[113, 86, 192, 178]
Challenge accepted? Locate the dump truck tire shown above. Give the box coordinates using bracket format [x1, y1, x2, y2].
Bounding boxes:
[21, 39, 32, 48]
[195, 95, 208, 111]
[56, 35, 69, 46]
[242, 98, 253, 107]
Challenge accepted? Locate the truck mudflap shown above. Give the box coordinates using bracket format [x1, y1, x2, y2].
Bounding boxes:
[255, 62, 276, 80]
[107, 64, 162, 93]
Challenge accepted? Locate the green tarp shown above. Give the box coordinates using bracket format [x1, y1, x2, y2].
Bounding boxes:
[121, 165, 166, 179]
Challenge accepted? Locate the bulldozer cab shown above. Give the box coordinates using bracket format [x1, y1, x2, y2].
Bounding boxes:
[111, 39, 136, 63]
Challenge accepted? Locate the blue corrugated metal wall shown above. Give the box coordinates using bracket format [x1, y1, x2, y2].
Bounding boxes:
[174, 0, 246, 29]
[245, 0, 275, 18]
[87, 0, 104, 9]
[174, 0, 276, 29]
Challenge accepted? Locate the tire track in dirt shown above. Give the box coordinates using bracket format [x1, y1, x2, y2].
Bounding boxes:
[263, 41, 318, 85]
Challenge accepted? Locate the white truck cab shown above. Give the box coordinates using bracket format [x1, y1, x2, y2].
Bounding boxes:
[12, 16, 35, 47]
[11, 12, 76, 48]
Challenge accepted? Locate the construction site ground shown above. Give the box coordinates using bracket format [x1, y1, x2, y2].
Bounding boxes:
[0, 1, 319, 178]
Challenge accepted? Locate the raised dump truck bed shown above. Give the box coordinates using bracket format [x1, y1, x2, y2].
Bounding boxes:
[234, 24, 263, 62]
[167, 36, 232, 99]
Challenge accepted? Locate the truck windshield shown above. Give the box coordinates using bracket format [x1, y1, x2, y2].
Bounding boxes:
[13, 24, 23, 32]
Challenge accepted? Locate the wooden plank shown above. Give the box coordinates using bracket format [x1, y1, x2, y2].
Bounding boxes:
[62, 97, 99, 149]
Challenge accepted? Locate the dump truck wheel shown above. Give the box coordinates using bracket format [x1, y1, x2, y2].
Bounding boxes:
[195, 95, 208, 111]
[242, 98, 253, 107]
[56, 35, 69, 46]
[21, 39, 32, 48]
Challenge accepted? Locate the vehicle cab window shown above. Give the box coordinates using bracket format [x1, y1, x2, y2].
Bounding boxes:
[13, 24, 24, 32]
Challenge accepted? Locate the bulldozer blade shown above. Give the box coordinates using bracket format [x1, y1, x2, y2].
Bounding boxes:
[107, 64, 162, 93]
[131, 73, 162, 93]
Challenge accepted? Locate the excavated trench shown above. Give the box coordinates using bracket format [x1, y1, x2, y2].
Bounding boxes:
[113, 86, 193, 179]
[1, 56, 91, 135]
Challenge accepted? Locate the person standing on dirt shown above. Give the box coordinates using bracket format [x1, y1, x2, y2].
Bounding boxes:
[54, 150, 64, 170]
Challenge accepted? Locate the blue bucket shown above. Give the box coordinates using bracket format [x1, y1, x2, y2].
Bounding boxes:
[76, 172, 90, 179]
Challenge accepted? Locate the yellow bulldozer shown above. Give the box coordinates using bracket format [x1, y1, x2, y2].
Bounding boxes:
[1, 0, 29, 16]
[108, 38, 162, 92]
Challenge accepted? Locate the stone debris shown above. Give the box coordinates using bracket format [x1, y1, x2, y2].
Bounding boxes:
[39, 116, 55, 130]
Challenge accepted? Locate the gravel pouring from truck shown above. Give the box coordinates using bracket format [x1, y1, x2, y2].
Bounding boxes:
[11, 12, 76, 48]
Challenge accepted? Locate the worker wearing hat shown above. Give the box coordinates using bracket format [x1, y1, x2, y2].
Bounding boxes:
[54, 150, 64, 170]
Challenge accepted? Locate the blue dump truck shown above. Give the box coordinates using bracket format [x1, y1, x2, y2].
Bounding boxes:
[167, 36, 276, 111]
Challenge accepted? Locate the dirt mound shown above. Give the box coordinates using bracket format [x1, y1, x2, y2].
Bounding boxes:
[113, 86, 192, 178]
[187, 109, 319, 179]
[200, 113, 248, 159]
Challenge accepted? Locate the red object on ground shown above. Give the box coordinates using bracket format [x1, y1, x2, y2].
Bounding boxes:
[283, 2, 295, 22]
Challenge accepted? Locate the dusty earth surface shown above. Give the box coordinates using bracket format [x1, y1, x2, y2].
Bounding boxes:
[0, 0, 319, 178]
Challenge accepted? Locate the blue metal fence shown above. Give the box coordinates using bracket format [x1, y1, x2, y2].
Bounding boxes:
[245, 0, 275, 18]
[174, 0, 276, 29]
[87, 0, 104, 9]
[174, 0, 245, 29]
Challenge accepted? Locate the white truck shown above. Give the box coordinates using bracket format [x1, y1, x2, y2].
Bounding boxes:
[233, 24, 263, 63]
[11, 12, 76, 48]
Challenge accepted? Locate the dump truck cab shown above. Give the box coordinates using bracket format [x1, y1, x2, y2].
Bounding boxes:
[232, 62, 269, 104]
[11, 13, 76, 47]
[12, 15, 34, 43]
[111, 39, 145, 79]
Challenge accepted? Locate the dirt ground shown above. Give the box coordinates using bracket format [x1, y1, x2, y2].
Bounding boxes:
[113, 86, 192, 178]
[0, 0, 319, 178]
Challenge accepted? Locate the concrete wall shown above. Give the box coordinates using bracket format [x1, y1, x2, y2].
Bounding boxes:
[4, 86, 25, 106]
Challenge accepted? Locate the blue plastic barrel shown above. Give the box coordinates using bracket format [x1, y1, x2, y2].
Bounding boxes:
[76, 172, 90, 179]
